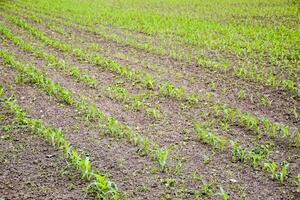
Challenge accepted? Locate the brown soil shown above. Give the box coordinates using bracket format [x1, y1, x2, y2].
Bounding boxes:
[0, 3, 299, 200]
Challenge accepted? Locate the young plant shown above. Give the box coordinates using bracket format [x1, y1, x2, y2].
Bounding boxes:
[86, 174, 119, 200]
[296, 132, 300, 148]
[156, 146, 172, 172]
[263, 162, 278, 180]
[230, 140, 247, 162]
[249, 151, 264, 170]
[146, 108, 161, 120]
[107, 86, 129, 102]
[0, 86, 3, 97]
[159, 82, 185, 100]
[296, 174, 300, 193]
[201, 181, 212, 197]
[216, 187, 229, 200]
[80, 157, 92, 180]
[132, 96, 144, 111]
[276, 162, 289, 183]
[237, 89, 245, 100]
[144, 75, 155, 90]
[107, 117, 123, 137]
[137, 137, 151, 155]
[187, 93, 199, 106]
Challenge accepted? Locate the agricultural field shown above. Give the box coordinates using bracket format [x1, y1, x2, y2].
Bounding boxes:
[0, 0, 299, 199]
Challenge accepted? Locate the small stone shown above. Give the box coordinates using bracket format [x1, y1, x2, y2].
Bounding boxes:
[230, 178, 238, 183]
[33, 160, 39, 164]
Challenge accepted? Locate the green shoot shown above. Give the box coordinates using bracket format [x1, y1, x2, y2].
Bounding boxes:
[156, 146, 172, 172]
[263, 162, 277, 180]
[216, 187, 229, 200]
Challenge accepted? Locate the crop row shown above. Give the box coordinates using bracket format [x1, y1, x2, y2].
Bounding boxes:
[0, 23, 97, 88]
[194, 122, 300, 189]
[106, 85, 162, 120]
[0, 86, 120, 200]
[4, 9, 298, 156]
[6, 15, 298, 149]
[0, 50, 172, 172]
[0, 21, 161, 120]
[213, 104, 300, 147]
[0, 48, 237, 198]
[6, 15, 156, 90]
[7, 0, 299, 73]
[5, 16, 202, 105]
[0, 23, 161, 120]
[3, 15, 206, 106]
[3, 3, 299, 96]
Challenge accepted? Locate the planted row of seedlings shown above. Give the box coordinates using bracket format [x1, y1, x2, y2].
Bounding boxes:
[0, 23, 161, 120]
[0, 50, 172, 173]
[4, 15, 203, 109]
[193, 122, 300, 189]
[1, 4, 298, 199]
[0, 16, 268, 106]
[0, 48, 234, 199]
[213, 104, 300, 147]
[8, 14, 296, 112]
[0, 29, 239, 198]
[0, 21, 161, 119]
[106, 85, 162, 120]
[4, 3, 299, 96]
[10, 7, 298, 126]
[0, 23, 97, 88]
[10, 15, 300, 146]
[13, 10, 299, 127]
[7, 14, 298, 150]
[6, 15, 156, 90]
[0, 86, 120, 200]
[4, 8, 298, 167]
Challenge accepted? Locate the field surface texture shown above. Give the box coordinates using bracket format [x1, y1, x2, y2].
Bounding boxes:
[0, 0, 300, 199]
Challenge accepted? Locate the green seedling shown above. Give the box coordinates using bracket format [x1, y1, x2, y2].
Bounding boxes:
[80, 157, 92, 180]
[144, 75, 155, 90]
[296, 132, 300, 147]
[216, 187, 229, 200]
[107, 117, 123, 137]
[159, 82, 185, 100]
[107, 86, 129, 102]
[281, 126, 290, 138]
[195, 123, 227, 150]
[138, 137, 150, 155]
[209, 81, 216, 91]
[146, 108, 161, 120]
[73, 48, 86, 60]
[132, 96, 144, 111]
[237, 89, 245, 100]
[0, 86, 3, 97]
[290, 106, 299, 120]
[187, 93, 199, 106]
[156, 146, 172, 172]
[86, 174, 119, 200]
[282, 79, 295, 92]
[220, 122, 230, 132]
[296, 174, 300, 193]
[262, 117, 271, 133]
[201, 182, 212, 197]
[276, 162, 289, 183]
[263, 162, 277, 180]
[259, 96, 272, 107]
[249, 151, 264, 170]
[230, 140, 247, 162]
